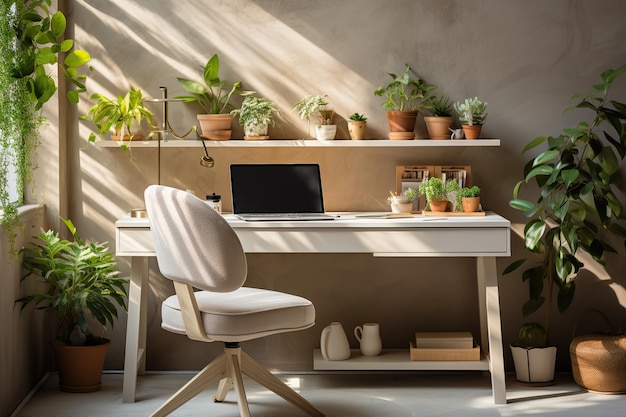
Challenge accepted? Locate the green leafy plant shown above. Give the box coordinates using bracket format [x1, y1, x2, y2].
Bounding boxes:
[373, 64, 436, 111]
[82, 86, 155, 143]
[504, 65, 626, 347]
[403, 188, 418, 201]
[292, 94, 332, 137]
[176, 53, 245, 114]
[425, 94, 454, 117]
[17, 218, 128, 346]
[418, 177, 460, 209]
[454, 97, 487, 126]
[231, 93, 280, 137]
[1, 0, 91, 257]
[349, 112, 367, 122]
[460, 185, 481, 198]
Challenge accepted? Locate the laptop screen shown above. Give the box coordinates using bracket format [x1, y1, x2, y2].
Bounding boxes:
[230, 164, 326, 214]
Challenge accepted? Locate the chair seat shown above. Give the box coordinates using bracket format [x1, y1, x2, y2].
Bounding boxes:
[162, 287, 315, 342]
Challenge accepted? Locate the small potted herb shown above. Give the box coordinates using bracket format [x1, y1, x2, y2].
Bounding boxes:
[348, 113, 367, 140]
[418, 177, 460, 212]
[454, 97, 488, 139]
[424, 94, 454, 140]
[460, 185, 481, 212]
[231, 93, 280, 140]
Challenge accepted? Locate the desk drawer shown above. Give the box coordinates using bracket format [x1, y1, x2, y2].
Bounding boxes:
[116, 228, 155, 256]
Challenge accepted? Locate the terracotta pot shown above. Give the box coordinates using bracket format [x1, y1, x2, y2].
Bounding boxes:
[462, 196, 480, 212]
[461, 124, 482, 140]
[197, 114, 233, 140]
[244, 135, 269, 141]
[348, 121, 366, 140]
[424, 116, 453, 140]
[428, 199, 449, 212]
[52, 338, 111, 392]
[386, 110, 417, 134]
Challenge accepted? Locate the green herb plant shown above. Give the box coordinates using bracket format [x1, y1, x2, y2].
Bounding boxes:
[418, 177, 460, 210]
[460, 185, 481, 198]
[425, 94, 454, 117]
[373, 64, 436, 111]
[349, 113, 367, 122]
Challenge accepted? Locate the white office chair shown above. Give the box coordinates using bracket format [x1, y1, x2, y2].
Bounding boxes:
[144, 185, 324, 417]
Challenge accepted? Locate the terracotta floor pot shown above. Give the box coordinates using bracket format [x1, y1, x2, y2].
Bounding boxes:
[424, 116, 453, 140]
[52, 338, 111, 393]
[462, 124, 482, 140]
[197, 114, 233, 140]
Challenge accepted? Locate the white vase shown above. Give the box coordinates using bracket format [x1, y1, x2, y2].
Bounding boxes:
[510, 345, 557, 384]
[354, 323, 382, 356]
[320, 322, 351, 361]
[315, 124, 337, 140]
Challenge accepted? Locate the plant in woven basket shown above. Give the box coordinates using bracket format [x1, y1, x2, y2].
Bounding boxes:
[504, 65, 626, 348]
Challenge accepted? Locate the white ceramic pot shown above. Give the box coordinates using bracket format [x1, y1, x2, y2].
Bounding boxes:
[510, 345, 557, 385]
[320, 322, 351, 361]
[354, 323, 382, 356]
[315, 124, 337, 140]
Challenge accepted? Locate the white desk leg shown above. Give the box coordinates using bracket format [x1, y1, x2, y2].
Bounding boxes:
[123, 256, 149, 403]
[477, 256, 506, 405]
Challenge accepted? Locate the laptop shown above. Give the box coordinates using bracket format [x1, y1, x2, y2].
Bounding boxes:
[230, 163, 335, 221]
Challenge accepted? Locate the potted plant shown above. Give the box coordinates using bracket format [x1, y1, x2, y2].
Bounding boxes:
[176, 53, 246, 140]
[418, 177, 460, 212]
[504, 65, 626, 385]
[453, 97, 487, 139]
[373, 64, 436, 140]
[17, 218, 128, 392]
[292, 94, 336, 140]
[388, 188, 417, 213]
[460, 185, 481, 212]
[424, 94, 454, 140]
[348, 112, 367, 140]
[231, 93, 280, 140]
[82, 86, 155, 143]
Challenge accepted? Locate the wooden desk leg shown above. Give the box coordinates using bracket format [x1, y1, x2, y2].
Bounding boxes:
[123, 256, 149, 403]
[477, 256, 506, 405]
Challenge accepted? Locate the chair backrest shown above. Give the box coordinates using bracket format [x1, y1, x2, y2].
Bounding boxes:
[144, 185, 247, 292]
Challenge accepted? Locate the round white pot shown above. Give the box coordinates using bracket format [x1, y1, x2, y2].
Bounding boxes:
[510, 345, 557, 385]
[315, 124, 337, 140]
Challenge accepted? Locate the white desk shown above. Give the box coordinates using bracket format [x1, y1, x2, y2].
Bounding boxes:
[116, 212, 511, 404]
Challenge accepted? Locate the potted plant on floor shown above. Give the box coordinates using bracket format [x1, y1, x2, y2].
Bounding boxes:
[504, 65, 626, 385]
[418, 177, 460, 212]
[82, 86, 155, 143]
[374, 64, 435, 140]
[17, 218, 128, 393]
[424, 94, 454, 140]
[348, 112, 367, 140]
[460, 185, 481, 212]
[292, 94, 336, 140]
[454, 97, 487, 139]
[176, 53, 246, 140]
[231, 93, 280, 140]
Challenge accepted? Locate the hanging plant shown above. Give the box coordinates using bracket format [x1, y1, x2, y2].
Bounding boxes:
[0, 0, 91, 256]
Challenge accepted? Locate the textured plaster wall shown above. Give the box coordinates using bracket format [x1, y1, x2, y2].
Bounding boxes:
[57, 0, 626, 372]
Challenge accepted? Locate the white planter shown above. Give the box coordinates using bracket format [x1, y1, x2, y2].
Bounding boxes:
[243, 123, 269, 137]
[315, 124, 337, 140]
[511, 345, 557, 385]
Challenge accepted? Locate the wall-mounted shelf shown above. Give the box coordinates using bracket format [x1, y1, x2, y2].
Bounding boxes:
[94, 138, 501, 148]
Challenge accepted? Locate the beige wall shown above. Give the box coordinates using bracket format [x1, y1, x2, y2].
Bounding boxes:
[54, 0, 626, 372]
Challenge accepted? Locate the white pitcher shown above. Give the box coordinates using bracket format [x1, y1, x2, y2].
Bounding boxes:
[354, 323, 382, 356]
[320, 322, 351, 361]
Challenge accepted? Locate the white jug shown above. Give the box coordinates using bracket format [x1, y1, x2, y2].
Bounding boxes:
[320, 322, 351, 361]
[354, 323, 382, 356]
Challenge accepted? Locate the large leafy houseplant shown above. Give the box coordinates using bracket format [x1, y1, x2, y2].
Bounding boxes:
[1, 0, 91, 255]
[18, 218, 128, 346]
[82, 86, 155, 143]
[505, 65, 626, 348]
[373, 64, 435, 111]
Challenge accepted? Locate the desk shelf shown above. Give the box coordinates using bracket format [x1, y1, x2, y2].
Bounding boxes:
[313, 349, 490, 371]
[94, 138, 500, 148]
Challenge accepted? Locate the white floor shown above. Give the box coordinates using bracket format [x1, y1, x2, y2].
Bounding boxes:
[13, 372, 626, 417]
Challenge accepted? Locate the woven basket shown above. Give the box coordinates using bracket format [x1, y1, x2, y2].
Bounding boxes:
[570, 310, 626, 393]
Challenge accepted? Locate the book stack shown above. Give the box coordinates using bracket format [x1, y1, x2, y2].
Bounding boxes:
[410, 332, 480, 361]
